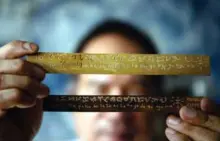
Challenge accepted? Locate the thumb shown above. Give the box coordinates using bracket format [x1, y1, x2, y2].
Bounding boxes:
[201, 98, 220, 116]
[0, 40, 39, 59]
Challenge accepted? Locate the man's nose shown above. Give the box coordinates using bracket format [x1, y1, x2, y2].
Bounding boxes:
[108, 86, 127, 95]
[103, 112, 133, 121]
[105, 112, 125, 118]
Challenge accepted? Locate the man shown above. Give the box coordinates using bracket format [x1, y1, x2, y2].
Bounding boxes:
[0, 19, 219, 141]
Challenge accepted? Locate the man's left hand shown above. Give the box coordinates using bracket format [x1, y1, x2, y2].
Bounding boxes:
[165, 98, 220, 141]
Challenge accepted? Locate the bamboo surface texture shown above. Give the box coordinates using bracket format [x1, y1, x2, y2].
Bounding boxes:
[27, 52, 210, 75]
[26, 53, 211, 112]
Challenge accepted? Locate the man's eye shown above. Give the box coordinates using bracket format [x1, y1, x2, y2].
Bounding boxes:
[99, 84, 109, 94]
[128, 85, 148, 95]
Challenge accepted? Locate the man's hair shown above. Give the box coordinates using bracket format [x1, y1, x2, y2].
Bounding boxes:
[76, 19, 157, 54]
[75, 19, 163, 94]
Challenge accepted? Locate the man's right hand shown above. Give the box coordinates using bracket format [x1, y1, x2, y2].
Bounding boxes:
[0, 41, 49, 141]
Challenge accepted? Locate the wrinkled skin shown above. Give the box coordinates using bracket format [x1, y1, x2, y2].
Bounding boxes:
[0, 41, 49, 141]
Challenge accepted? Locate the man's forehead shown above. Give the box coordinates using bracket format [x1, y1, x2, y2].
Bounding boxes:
[82, 33, 143, 54]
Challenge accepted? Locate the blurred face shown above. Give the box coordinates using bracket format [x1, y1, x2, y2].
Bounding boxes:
[72, 33, 154, 141]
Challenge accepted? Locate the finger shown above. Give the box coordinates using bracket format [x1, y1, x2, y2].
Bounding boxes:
[201, 98, 219, 116]
[180, 106, 220, 132]
[0, 109, 6, 117]
[0, 59, 45, 81]
[0, 115, 27, 141]
[165, 128, 192, 141]
[0, 88, 36, 109]
[0, 40, 38, 59]
[167, 115, 220, 141]
[0, 74, 49, 98]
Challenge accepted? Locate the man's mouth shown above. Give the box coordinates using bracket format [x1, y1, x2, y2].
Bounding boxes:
[97, 133, 134, 141]
[118, 132, 135, 141]
[95, 118, 136, 141]
[96, 129, 135, 141]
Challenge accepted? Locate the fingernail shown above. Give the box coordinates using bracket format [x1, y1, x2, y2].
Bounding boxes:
[23, 42, 32, 51]
[167, 116, 181, 125]
[184, 107, 197, 118]
[166, 128, 176, 135]
[30, 43, 38, 51]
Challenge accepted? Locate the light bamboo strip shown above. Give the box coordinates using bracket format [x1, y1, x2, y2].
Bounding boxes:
[27, 52, 210, 75]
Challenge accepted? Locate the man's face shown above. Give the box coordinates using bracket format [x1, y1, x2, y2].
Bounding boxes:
[72, 33, 154, 141]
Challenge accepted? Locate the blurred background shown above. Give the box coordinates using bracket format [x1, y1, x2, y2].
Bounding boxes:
[0, 0, 220, 140]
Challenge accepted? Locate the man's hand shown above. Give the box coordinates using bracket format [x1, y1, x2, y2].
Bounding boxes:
[165, 98, 220, 141]
[0, 41, 49, 141]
